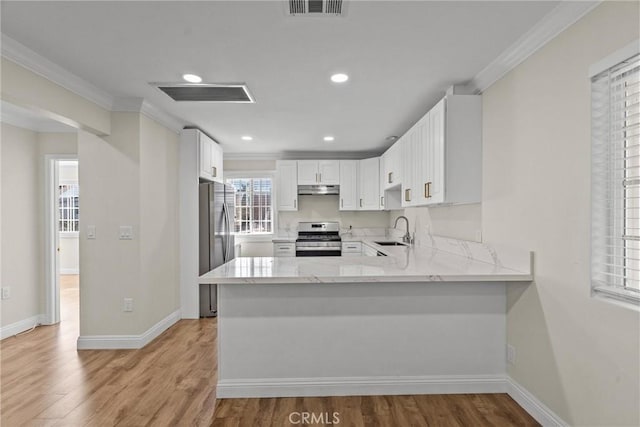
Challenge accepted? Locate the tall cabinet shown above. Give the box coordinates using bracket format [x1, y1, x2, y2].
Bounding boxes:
[276, 160, 298, 211]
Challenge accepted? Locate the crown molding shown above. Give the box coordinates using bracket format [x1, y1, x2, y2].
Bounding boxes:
[469, 0, 602, 93]
[224, 150, 382, 161]
[1, 34, 115, 110]
[2, 34, 185, 134]
[112, 97, 183, 134]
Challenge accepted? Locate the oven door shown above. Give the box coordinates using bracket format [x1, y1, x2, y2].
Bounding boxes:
[295, 246, 342, 257]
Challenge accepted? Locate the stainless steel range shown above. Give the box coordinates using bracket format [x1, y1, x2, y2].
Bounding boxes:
[296, 222, 342, 257]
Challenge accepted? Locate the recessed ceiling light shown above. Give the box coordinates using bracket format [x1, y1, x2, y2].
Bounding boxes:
[323, 136, 335, 142]
[330, 73, 349, 83]
[241, 136, 253, 141]
[385, 135, 399, 142]
[182, 74, 202, 83]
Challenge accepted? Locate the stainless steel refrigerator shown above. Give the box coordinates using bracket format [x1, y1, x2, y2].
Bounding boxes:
[199, 182, 235, 317]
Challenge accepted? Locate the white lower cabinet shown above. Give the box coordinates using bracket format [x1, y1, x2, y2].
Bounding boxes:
[273, 242, 295, 257]
[341, 242, 362, 256]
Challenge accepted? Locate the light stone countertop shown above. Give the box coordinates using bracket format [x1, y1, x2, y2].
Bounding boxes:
[201, 234, 533, 284]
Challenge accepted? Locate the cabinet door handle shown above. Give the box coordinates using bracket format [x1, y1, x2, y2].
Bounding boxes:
[212, 166, 217, 177]
[424, 182, 432, 198]
[294, 199, 297, 208]
[341, 198, 344, 208]
[381, 196, 384, 206]
[405, 189, 411, 202]
[319, 173, 322, 183]
[388, 172, 393, 183]
[359, 198, 363, 208]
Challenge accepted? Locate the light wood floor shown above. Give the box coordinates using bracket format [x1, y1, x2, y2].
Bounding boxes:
[1, 275, 539, 426]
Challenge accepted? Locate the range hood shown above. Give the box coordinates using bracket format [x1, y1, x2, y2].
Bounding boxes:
[298, 185, 340, 195]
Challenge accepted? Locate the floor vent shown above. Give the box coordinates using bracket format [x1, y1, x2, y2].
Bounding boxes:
[286, 0, 346, 16]
[154, 84, 255, 103]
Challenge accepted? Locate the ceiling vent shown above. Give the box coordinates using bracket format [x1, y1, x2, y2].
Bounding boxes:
[286, 0, 346, 16]
[153, 83, 255, 103]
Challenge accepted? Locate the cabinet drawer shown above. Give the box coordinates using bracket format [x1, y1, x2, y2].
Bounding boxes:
[273, 243, 295, 257]
[341, 242, 362, 254]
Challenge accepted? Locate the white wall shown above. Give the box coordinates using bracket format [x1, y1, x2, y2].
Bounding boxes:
[78, 112, 180, 337]
[0, 125, 77, 331]
[1, 124, 42, 327]
[139, 115, 180, 329]
[78, 115, 142, 336]
[481, 3, 639, 425]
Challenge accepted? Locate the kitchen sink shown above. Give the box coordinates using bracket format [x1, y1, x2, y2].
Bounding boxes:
[374, 241, 408, 246]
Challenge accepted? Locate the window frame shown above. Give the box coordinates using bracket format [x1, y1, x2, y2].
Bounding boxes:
[58, 181, 79, 236]
[590, 40, 640, 311]
[225, 170, 278, 243]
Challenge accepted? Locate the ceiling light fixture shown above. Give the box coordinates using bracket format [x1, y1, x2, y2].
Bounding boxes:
[182, 74, 202, 83]
[330, 73, 349, 83]
[323, 136, 335, 142]
[241, 136, 253, 141]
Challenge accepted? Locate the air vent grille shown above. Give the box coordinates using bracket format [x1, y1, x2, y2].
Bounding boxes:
[287, 0, 345, 16]
[155, 84, 254, 103]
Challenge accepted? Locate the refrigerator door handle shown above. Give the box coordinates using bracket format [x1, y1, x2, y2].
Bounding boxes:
[221, 202, 228, 262]
[225, 203, 233, 259]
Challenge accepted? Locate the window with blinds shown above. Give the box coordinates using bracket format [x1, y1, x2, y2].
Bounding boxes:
[226, 177, 273, 235]
[59, 184, 79, 232]
[591, 51, 640, 306]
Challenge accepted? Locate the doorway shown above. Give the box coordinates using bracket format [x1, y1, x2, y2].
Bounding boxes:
[45, 157, 79, 327]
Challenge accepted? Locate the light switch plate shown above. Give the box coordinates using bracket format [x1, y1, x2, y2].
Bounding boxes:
[1, 287, 10, 300]
[87, 225, 96, 239]
[119, 226, 133, 240]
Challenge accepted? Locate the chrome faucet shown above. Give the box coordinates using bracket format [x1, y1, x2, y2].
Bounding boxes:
[394, 216, 413, 244]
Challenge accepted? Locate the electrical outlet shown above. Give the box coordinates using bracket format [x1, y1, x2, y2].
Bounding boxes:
[123, 298, 134, 312]
[475, 230, 483, 242]
[1, 287, 11, 300]
[87, 225, 96, 239]
[507, 344, 516, 365]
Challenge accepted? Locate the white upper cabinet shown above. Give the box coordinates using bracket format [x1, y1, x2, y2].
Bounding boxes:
[339, 160, 358, 211]
[317, 160, 340, 185]
[382, 142, 403, 190]
[184, 128, 223, 183]
[358, 157, 381, 211]
[401, 94, 481, 207]
[276, 160, 298, 211]
[297, 160, 340, 185]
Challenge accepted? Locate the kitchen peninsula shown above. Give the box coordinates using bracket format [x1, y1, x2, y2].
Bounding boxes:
[200, 236, 533, 398]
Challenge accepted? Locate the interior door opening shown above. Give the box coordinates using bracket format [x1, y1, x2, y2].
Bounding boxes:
[46, 157, 79, 328]
[57, 160, 79, 326]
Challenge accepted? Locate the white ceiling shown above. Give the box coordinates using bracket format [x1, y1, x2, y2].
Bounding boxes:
[1, 1, 559, 155]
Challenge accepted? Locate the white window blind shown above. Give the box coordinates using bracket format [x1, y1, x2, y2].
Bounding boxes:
[591, 52, 640, 306]
[226, 177, 273, 235]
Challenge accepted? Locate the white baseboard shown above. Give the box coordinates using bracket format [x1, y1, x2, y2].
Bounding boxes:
[0, 314, 44, 340]
[217, 375, 507, 398]
[76, 309, 180, 350]
[506, 375, 567, 426]
[60, 268, 79, 275]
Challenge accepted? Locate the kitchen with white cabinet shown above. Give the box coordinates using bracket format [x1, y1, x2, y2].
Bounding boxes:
[2, 1, 638, 426]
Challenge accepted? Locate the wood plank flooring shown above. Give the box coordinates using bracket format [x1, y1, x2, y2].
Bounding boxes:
[211, 394, 539, 426]
[1, 275, 539, 426]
